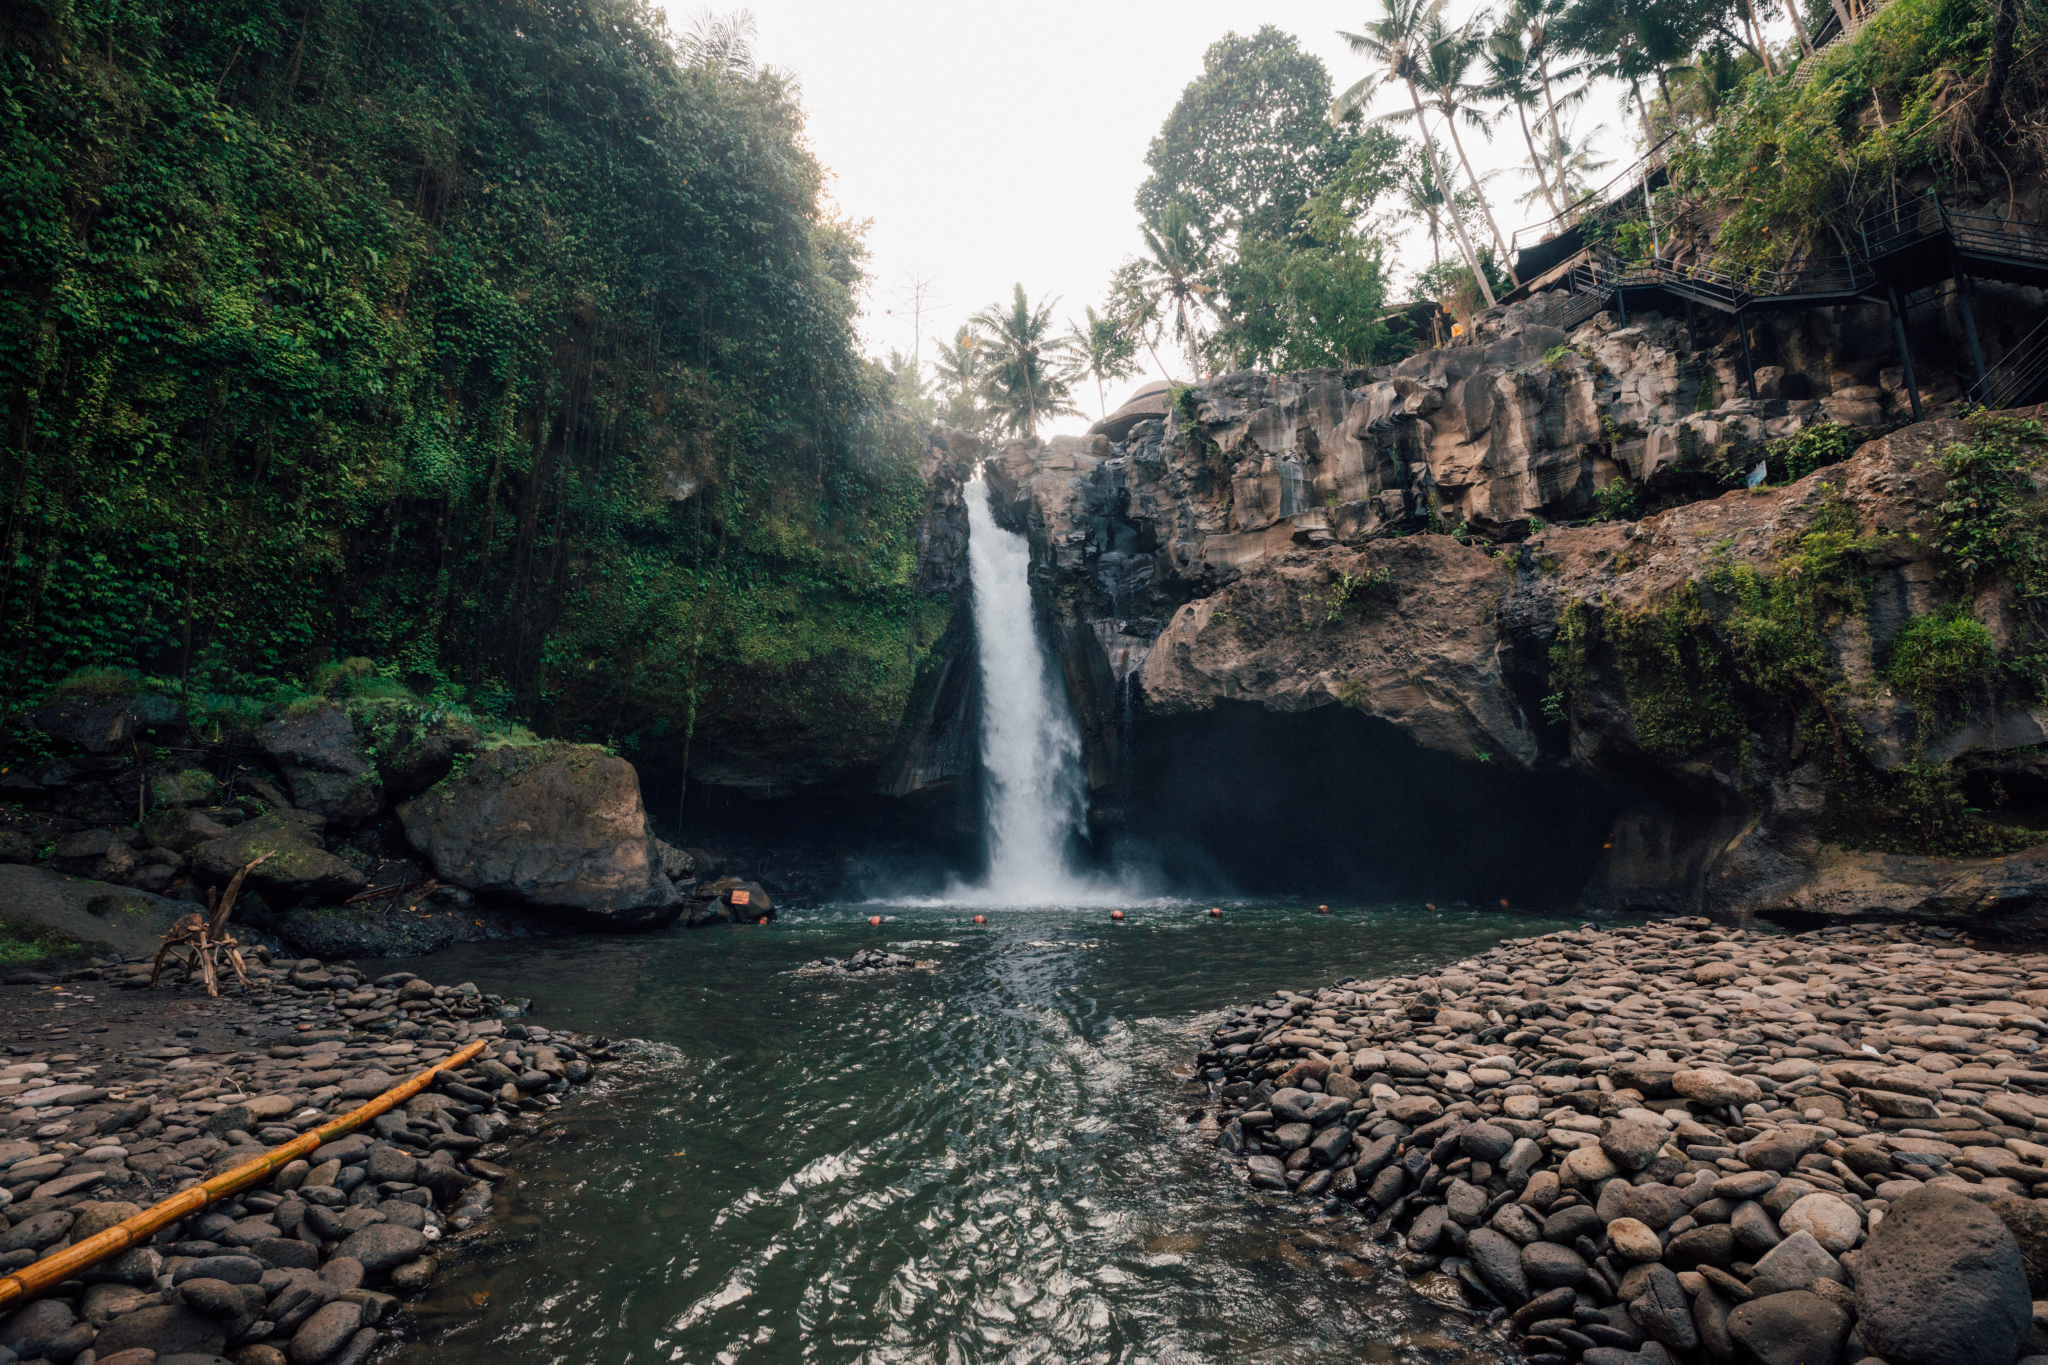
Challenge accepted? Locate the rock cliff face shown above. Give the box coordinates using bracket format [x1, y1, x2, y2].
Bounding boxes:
[990, 301, 2048, 930]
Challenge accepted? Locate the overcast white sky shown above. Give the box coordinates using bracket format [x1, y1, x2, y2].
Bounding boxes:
[656, 2, 1792, 436]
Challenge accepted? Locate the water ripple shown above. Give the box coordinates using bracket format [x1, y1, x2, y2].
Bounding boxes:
[382, 900, 1588, 1365]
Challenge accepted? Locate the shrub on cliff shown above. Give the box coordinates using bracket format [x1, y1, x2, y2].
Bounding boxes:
[1664, 0, 2045, 266]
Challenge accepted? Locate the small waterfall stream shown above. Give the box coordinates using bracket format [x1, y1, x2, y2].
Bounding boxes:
[959, 474, 1101, 903]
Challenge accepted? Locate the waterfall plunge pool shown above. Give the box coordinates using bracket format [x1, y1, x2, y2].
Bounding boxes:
[379, 899, 1595, 1365]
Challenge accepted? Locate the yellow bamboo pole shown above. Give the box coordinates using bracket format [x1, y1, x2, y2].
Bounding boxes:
[0, 1036, 489, 1312]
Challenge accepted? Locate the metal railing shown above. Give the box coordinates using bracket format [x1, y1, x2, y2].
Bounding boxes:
[1973, 314, 2048, 412]
[1794, 0, 1897, 85]
[1860, 193, 2048, 265]
[1509, 133, 1680, 256]
[1522, 253, 1872, 325]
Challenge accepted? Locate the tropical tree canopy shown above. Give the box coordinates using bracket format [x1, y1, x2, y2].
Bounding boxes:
[970, 285, 1080, 440]
[1137, 28, 1369, 243]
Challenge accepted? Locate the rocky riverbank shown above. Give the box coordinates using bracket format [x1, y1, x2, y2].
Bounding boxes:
[1197, 917, 2048, 1365]
[0, 946, 632, 1365]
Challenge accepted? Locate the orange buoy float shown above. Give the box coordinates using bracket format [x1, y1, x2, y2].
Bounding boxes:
[868, 915, 882, 926]
[757, 916, 768, 925]
[1111, 909, 1125, 920]
[1425, 902, 1437, 910]
[973, 914, 986, 924]
[1317, 904, 1330, 914]
[1498, 898, 1511, 909]
[1209, 907, 1222, 918]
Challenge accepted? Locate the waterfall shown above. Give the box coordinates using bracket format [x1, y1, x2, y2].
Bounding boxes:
[958, 475, 1098, 904]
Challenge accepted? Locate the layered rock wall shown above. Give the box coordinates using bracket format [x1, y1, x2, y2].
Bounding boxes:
[992, 299, 2048, 929]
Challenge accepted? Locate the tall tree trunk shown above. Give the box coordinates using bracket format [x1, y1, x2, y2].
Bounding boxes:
[1741, 0, 1778, 75]
[1978, 0, 2018, 140]
[1516, 103, 1563, 220]
[1406, 82, 1497, 308]
[1535, 54, 1573, 218]
[1439, 101, 1521, 286]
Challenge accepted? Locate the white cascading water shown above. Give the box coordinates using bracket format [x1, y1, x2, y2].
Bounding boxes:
[957, 475, 1098, 904]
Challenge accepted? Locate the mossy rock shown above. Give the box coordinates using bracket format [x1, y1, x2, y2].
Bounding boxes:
[189, 810, 367, 904]
[86, 894, 159, 921]
[0, 914, 87, 966]
[398, 742, 676, 928]
[150, 768, 217, 807]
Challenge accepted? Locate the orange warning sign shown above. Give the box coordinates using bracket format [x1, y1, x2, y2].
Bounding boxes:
[730, 889, 751, 906]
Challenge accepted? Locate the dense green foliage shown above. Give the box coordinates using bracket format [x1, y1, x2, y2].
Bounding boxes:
[1932, 415, 2048, 598]
[1884, 605, 1995, 720]
[1663, 0, 2043, 265]
[1137, 28, 1370, 243]
[0, 0, 944, 775]
[1126, 29, 1409, 375]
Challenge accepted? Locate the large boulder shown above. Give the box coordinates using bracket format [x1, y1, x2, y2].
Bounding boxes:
[258, 703, 381, 824]
[29, 697, 134, 753]
[50, 827, 139, 883]
[397, 742, 677, 927]
[190, 808, 367, 905]
[143, 806, 230, 853]
[684, 878, 773, 927]
[1857, 1184, 2032, 1365]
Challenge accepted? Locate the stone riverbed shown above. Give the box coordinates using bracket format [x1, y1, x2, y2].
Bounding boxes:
[1198, 916, 2048, 1365]
[0, 948, 629, 1365]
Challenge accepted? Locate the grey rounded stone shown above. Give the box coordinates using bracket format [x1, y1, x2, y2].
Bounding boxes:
[0, 1298, 76, 1358]
[1731, 1199, 1782, 1253]
[1600, 1117, 1664, 1171]
[1604, 1180, 1690, 1231]
[1665, 1222, 1738, 1269]
[1465, 1227, 1529, 1306]
[1461, 1122, 1515, 1163]
[335, 1223, 427, 1273]
[1751, 1230, 1845, 1296]
[1522, 1240, 1590, 1289]
[1542, 1203, 1604, 1244]
[179, 1277, 252, 1319]
[174, 1254, 263, 1285]
[0, 1209, 75, 1253]
[289, 1299, 364, 1364]
[1407, 1203, 1450, 1252]
[1858, 1184, 2031, 1365]
[93, 1304, 228, 1359]
[1628, 1263, 1699, 1350]
[1727, 1290, 1850, 1365]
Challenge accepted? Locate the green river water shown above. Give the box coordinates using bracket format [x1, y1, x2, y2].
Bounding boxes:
[378, 899, 1595, 1365]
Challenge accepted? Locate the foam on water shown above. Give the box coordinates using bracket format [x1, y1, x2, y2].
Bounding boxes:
[942, 476, 1141, 907]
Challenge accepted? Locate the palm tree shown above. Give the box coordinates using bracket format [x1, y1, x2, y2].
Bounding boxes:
[680, 8, 757, 73]
[970, 285, 1079, 440]
[1512, 121, 1611, 212]
[1127, 201, 1216, 380]
[1066, 306, 1140, 420]
[1395, 142, 1456, 269]
[1548, 124, 1614, 204]
[882, 348, 935, 426]
[1403, 11, 1521, 285]
[1482, 24, 1563, 222]
[931, 327, 989, 433]
[1557, 0, 1699, 154]
[1338, 0, 1498, 308]
[1499, 0, 1584, 219]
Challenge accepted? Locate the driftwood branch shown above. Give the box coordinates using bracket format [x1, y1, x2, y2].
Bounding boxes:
[151, 852, 271, 997]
